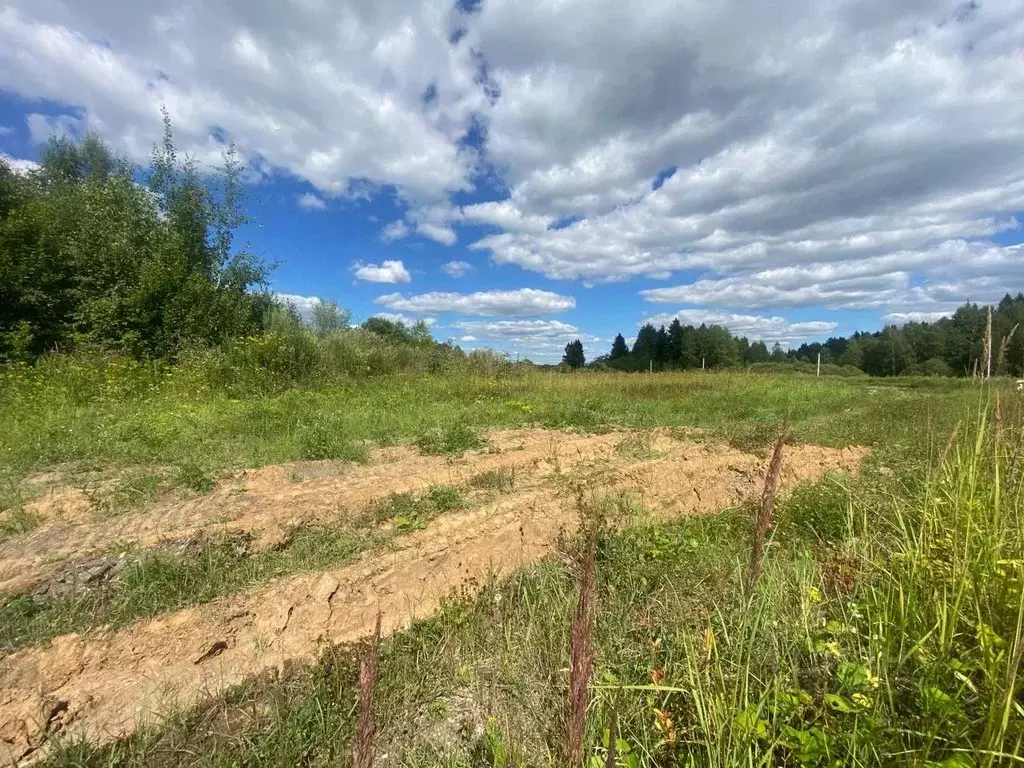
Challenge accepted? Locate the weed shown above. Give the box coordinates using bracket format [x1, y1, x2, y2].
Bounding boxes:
[748, 418, 788, 587]
[416, 424, 483, 455]
[372, 486, 467, 531]
[615, 433, 659, 460]
[353, 612, 382, 768]
[0, 506, 41, 539]
[426, 485, 467, 512]
[469, 468, 515, 492]
[174, 460, 216, 494]
[567, 526, 598, 766]
[96, 474, 161, 517]
[778, 475, 852, 543]
[296, 421, 369, 462]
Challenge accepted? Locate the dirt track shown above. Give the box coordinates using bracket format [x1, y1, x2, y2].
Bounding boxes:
[0, 429, 867, 764]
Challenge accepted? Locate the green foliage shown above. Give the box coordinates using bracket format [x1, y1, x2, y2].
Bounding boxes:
[372, 485, 467, 531]
[416, 423, 484, 455]
[470, 468, 515, 492]
[0, 119, 269, 363]
[174, 460, 216, 494]
[295, 420, 369, 463]
[562, 339, 586, 369]
[778, 476, 852, 543]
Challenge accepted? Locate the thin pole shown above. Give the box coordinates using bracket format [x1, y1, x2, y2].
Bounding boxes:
[816, 352, 821, 377]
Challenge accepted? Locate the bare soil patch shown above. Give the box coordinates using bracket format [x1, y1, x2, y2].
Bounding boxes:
[0, 429, 867, 764]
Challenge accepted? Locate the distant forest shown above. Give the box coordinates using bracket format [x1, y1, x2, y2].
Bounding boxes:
[582, 297, 1024, 378]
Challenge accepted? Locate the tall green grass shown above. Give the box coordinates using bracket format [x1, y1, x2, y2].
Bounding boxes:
[0, 352, 979, 489]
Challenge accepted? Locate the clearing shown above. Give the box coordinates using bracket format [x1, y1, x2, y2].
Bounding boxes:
[0, 427, 865, 764]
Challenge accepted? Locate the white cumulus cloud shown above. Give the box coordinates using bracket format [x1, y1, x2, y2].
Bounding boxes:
[4, 0, 1023, 324]
[371, 312, 436, 327]
[441, 260, 473, 278]
[353, 260, 412, 284]
[297, 192, 327, 211]
[376, 288, 575, 317]
[274, 292, 320, 321]
[0, 153, 39, 174]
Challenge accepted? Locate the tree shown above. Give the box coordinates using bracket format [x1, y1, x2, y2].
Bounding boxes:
[0, 116, 270, 362]
[311, 300, 350, 336]
[562, 339, 585, 369]
[746, 340, 770, 363]
[363, 316, 412, 343]
[632, 324, 659, 369]
[609, 333, 629, 360]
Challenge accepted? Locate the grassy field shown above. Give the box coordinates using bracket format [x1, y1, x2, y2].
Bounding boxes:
[1, 361, 1021, 767]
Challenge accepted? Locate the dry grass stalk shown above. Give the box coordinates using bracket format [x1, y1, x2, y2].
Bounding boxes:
[567, 525, 598, 766]
[983, 307, 993, 379]
[748, 418, 789, 587]
[998, 324, 1019, 373]
[938, 423, 960, 471]
[603, 694, 619, 768]
[353, 611, 382, 768]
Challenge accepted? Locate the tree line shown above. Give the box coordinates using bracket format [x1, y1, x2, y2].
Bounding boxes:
[562, 297, 1024, 377]
[0, 122, 457, 366]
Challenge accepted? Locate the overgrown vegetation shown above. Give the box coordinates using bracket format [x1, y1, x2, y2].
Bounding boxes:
[37, 398, 1024, 766]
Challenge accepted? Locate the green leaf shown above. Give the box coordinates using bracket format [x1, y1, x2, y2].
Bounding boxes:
[734, 708, 769, 739]
[825, 693, 860, 713]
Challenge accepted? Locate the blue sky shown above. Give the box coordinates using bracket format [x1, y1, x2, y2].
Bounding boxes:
[1, 0, 1022, 362]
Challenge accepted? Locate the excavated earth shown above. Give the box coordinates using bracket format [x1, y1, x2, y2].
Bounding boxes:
[0, 428, 867, 765]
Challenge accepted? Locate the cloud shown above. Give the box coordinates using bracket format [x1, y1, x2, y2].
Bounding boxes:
[459, 200, 552, 233]
[0, 3, 484, 199]
[642, 310, 837, 345]
[371, 312, 437, 327]
[26, 112, 82, 143]
[638, 241, 1024, 313]
[4, 0, 1023, 321]
[0, 125, 13, 137]
[416, 221, 457, 245]
[882, 311, 952, 325]
[0, 153, 39, 174]
[451, 319, 602, 362]
[452, 319, 581, 339]
[376, 288, 575, 317]
[297, 192, 327, 211]
[442, 260, 473, 277]
[353, 260, 412, 284]
[380, 220, 409, 243]
[274, 292, 320, 321]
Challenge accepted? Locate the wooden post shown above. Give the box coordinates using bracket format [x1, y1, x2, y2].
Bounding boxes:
[649, 360, 653, 374]
[702, 357, 705, 370]
[816, 352, 821, 377]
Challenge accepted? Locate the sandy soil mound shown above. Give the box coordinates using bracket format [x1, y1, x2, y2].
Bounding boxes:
[0, 432, 866, 765]
[0, 429, 631, 595]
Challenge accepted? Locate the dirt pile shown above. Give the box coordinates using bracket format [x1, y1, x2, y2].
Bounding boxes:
[0, 430, 867, 765]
